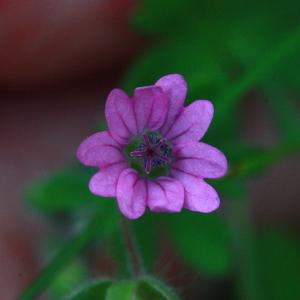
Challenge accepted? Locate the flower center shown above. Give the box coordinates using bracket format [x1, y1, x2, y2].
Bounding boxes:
[129, 131, 172, 175]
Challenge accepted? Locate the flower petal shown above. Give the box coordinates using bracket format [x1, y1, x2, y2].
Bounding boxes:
[77, 131, 125, 167]
[155, 74, 187, 134]
[89, 162, 127, 197]
[105, 89, 137, 144]
[155, 74, 187, 135]
[147, 177, 184, 212]
[171, 169, 220, 213]
[165, 100, 214, 144]
[133, 86, 168, 133]
[172, 142, 227, 179]
[116, 168, 146, 219]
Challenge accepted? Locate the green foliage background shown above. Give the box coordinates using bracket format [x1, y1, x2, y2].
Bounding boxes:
[19, 1, 300, 299]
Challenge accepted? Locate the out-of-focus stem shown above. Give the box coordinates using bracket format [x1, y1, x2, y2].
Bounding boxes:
[227, 198, 263, 300]
[120, 217, 145, 278]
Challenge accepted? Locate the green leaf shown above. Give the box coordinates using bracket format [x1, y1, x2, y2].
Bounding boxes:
[67, 279, 112, 300]
[122, 31, 229, 101]
[166, 211, 231, 275]
[226, 6, 300, 92]
[213, 23, 300, 128]
[67, 277, 180, 300]
[256, 230, 300, 300]
[48, 260, 87, 300]
[105, 281, 136, 300]
[136, 276, 180, 300]
[264, 83, 300, 141]
[25, 165, 98, 214]
[133, 0, 201, 35]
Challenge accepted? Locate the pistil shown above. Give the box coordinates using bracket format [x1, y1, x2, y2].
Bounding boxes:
[129, 132, 171, 174]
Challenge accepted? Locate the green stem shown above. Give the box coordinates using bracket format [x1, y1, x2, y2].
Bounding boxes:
[120, 217, 145, 278]
[18, 207, 106, 300]
[227, 199, 263, 300]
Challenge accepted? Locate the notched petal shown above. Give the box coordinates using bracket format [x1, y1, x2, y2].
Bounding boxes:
[148, 177, 184, 212]
[133, 85, 168, 133]
[156, 74, 187, 134]
[173, 142, 228, 179]
[105, 89, 137, 144]
[116, 168, 146, 219]
[165, 100, 214, 144]
[171, 169, 220, 213]
[77, 131, 124, 167]
[89, 162, 127, 197]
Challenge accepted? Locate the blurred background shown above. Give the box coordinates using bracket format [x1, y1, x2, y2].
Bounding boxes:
[1, 1, 300, 299]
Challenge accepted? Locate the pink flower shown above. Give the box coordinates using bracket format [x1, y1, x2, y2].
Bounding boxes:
[77, 74, 227, 219]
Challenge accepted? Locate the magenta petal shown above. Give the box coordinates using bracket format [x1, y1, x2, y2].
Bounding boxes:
[89, 162, 127, 197]
[116, 168, 146, 219]
[77, 131, 125, 167]
[155, 74, 187, 135]
[171, 169, 220, 213]
[148, 177, 184, 212]
[172, 142, 227, 179]
[133, 86, 168, 133]
[165, 100, 213, 144]
[105, 89, 137, 144]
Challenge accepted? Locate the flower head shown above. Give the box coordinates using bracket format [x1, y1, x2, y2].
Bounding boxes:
[77, 74, 227, 219]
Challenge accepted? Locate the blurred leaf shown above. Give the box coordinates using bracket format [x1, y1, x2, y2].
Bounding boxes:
[133, 0, 299, 37]
[136, 276, 181, 300]
[209, 144, 263, 200]
[123, 29, 229, 98]
[234, 140, 300, 178]
[48, 260, 87, 300]
[26, 165, 98, 214]
[226, 6, 300, 92]
[165, 211, 231, 275]
[211, 177, 246, 201]
[264, 84, 300, 141]
[67, 277, 180, 300]
[67, 279, 112, 300]
[213, 24, 300, 131]
[129, 0, 300, 149]
[133, 0, 198, 35]
[106, 281, 136, 300]
[256, 230, 300, 300]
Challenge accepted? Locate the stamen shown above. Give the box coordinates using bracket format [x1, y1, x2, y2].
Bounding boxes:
[143, 134, 151, 147]
[157, 154, 170, 162]
[130, 150, 146, 157]
[145, 157, 152, 174]
[153, 138, 165, 149]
